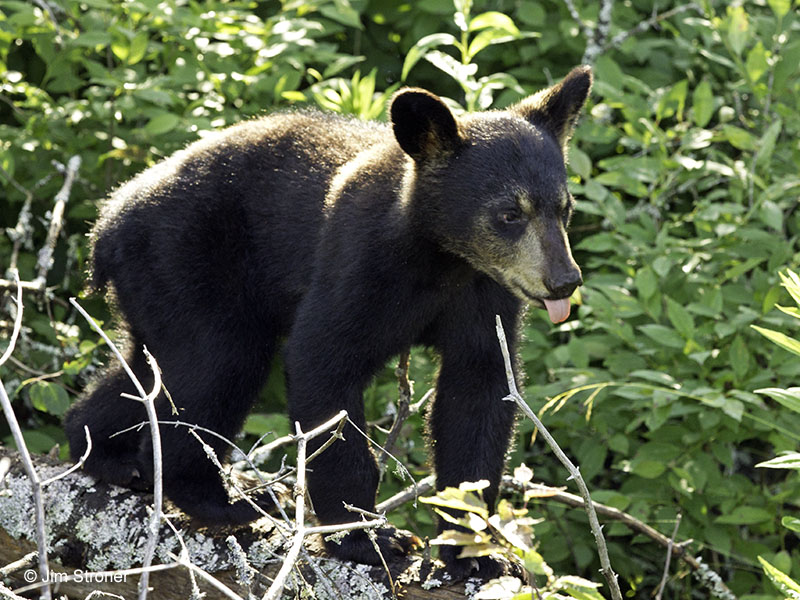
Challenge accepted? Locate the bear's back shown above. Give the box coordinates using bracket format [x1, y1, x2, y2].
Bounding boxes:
[90, 111, 391, 336]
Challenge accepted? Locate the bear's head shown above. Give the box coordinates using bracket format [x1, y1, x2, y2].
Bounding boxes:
[390, 66, 592, 323]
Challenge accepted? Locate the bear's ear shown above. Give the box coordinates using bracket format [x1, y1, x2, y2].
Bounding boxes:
[512, 65, 592, 150]
[390, 88, 461, 162]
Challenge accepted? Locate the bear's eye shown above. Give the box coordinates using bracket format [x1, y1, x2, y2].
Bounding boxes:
[498, 207, 524, 225]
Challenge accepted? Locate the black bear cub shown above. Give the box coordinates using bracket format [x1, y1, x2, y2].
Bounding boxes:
[65, 66, 592, 578]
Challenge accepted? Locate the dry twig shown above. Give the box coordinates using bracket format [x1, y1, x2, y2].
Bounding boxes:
[69, 298, 164, 600]
[0, 270, 52, 600]
[495, 315, 623, 600]
[655, 514, 682, 600]
[378, 350, 412, 477]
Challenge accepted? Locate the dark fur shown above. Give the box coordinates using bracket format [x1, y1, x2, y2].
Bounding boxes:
[65, 66, 592, 577]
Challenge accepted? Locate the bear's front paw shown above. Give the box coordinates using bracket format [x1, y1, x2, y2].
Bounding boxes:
[325, 526, 421, 565]
[436, 545, 525, 583]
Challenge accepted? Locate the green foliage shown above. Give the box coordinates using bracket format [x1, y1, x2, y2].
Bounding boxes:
[401, 0, 535, 110]
[2, 0, 800, 597]
[422, 478, 604, 600]
[751, 270, 800, 594]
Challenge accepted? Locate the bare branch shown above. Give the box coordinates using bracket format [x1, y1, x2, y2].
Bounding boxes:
[655, 514, 682, 600]
[33, 156, 80, 290]
[0, 271, 52, 600]
[378, 350, 412, 477]
[502, 477, 736, 599]
[0, 270, 23, 368]
[262, 421, 311, 600]
[603, 4, 702, 50]
[562, 0, 592, 41]
[68, 298, 164, 600]
[495, 315, 623, 600]
[0, 552, 38, 579]
[376, 475, 435, 514]
[39, 426, 92, 486]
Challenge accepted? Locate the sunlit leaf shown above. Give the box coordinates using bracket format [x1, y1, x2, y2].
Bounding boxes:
[767, 0, 791, 18]
[746, 41, 768, 82]
[692, 79, 714, 127]
[759, 556, 800, 596]
[756, 453, 800, 470]
[726, 5, 750, 56]
[752, 325, 800, 356]
[754, 387, 800, 413]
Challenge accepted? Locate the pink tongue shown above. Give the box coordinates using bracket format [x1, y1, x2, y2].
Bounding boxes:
[543, 298, 571, 324]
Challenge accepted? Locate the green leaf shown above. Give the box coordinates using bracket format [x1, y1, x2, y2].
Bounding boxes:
[28, 382, 70, 416]
[666, 297, 694, 339]
[729, 335, 749, 379]
[111, 37, 129, 62]
[468, 11, 518, 34]
[128, 31, 148, 65]
[631, 460, 665, 479]
[73, 31, 112, 47]
[692, 80, 714, 127]
[568, 147, 591, 179]
[780, 270, 800, 305]
[726, 5, 750, 57]
[320, 0, 364, 29]
[759, 200, 783, 231]
[630, 370, 680, 389]
[722, 125, 756, 150]
[467, 29, 519, 60]
[639, 324, 685, 349]
[782, 516, 800, 533]
[635, 267, 658, 300]
[767, 0, 791, 18]
[243, 413, 290, 437]
[716, 506, 773, 525]
[420, 486, 489, 519]
[759, 556, 800, 596]
[746, 41, 768, 83]
[145, 113, 180, 136]
[424, 50, 477, 86]
[756, 453, 800, 470]
[752, 325, 800, 356]
[755, 387, 800, 413]
[401, 33, 459, 81]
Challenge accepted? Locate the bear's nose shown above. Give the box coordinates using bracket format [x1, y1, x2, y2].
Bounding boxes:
[545, 271, 583, 299]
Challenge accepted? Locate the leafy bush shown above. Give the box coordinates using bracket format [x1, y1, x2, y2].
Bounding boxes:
[2, 0, 799, 597]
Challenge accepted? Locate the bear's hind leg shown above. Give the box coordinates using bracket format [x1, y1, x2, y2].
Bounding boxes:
[139, 335, 277, 525]
[64, 344, 152, 489]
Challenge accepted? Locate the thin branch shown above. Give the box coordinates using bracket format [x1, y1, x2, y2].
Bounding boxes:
[503, 478, 736, 599]
[604, 4, 701, 50]
[0, 270, 24, 367]
[304, 518, 386, 537]
[68, 298, 164, 600]
[376, 475, 435, 514]
[654, 514, 682, 600]
[0, 278, 49, 293]
[0, 552, 38, 579]
[0, 271, 52, 600]
[562, 0, 592, 40]
[39, 426, 92, 486]
[261, 410, 351, 600]
[137, 348, 164, 600]
[262, 421, 310, 600]
[161, 515, 204, 600]
[378, 350, 412, 477]
[495, 315, 623, 600]
[33, 156, 80, 290]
